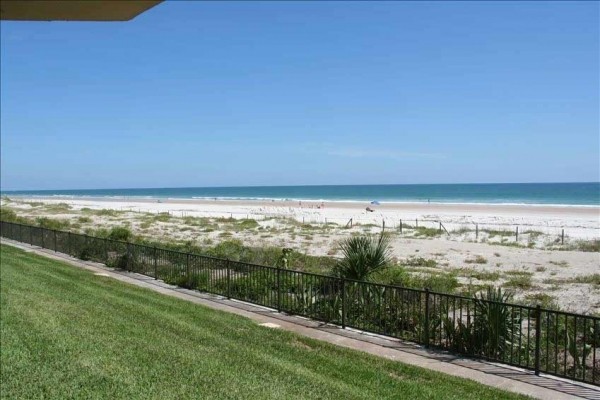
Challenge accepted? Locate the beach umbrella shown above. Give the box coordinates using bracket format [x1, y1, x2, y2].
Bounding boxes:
[370, 200, 380, 205]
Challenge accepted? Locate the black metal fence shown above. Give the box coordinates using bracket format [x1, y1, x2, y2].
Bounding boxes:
[1, 220, 598, 386]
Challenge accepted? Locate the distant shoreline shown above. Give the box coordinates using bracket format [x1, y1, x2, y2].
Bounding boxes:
[5, 194, 600, 210]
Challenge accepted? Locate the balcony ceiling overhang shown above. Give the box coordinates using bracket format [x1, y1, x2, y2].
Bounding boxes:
[0, 0, 161, 21]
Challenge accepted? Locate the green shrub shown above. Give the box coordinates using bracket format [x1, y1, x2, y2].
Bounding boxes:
[154, 213, 171, 222]
[35, 217, 71, 230]
[165, 272, 210, 290]
[412, 273, 459, 293]
[0, 208, 18, 222]
[572, 274, 600, 285]
[504, 275, 533, 290]
[523, 293, 559, 309]
[44, 203, 72, 212]
[106, 253, 129, 269]
[373, 267, 459, 294]
[206, 239, 247, 261]
[570, 240, 600, 252]
[372, 266, 411, 286]
[94, 209, 119, 217]
[236, 219, 259, 230]
[79, 247, 93, 261]
[108, 227, 132, 241]
[78, 216, 92, 223]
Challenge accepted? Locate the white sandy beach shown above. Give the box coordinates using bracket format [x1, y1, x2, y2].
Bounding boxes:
[12, 196, 600, 239]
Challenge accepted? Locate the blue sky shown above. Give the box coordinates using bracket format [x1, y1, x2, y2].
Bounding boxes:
[1, 1, 598, 190]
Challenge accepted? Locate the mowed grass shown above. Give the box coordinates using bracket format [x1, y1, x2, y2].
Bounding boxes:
[0, 245, 527, 400]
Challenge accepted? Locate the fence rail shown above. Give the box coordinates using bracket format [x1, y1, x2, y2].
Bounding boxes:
[1, 220, 598, 386]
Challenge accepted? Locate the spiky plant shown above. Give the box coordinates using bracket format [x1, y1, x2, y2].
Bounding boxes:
[334, 233, 392, 281]
[473, 287, 521, 358]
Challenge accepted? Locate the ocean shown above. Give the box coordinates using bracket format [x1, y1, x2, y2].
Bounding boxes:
[3, 183, 599, 206]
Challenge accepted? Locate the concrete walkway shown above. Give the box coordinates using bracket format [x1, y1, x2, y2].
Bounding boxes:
[2, 239, 599, 400]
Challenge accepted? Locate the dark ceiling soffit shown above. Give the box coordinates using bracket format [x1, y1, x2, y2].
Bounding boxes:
[0, 0, 162, 22]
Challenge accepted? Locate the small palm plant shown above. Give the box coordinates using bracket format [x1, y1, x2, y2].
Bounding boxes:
[473, 287, 521, 358]
[334, 233, 392, 281]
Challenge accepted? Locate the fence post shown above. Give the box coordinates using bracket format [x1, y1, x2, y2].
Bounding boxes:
[439, 222, 442, 233]
[19, 223, 23, 242]
[416, 218, 418, 228]
[101, 238, 106, 264]
[561, 229, 564, 245]
[54, 230, 57, 252]
[382, 219, 385, 231]
[515, 226, 519, 242]
[277, 266, 282, 313]
[341, 278, 346, 329]
[535, 305, 541, 376]
[153, 246, 158, 279]
[186, 253, 191, 288]
[424, 289, 431, 348]
[67, 231, 71, 255]
[30, 226, 33, 245]
[476, 224, 479, 240]
[226, 259, 231, 299]
[41, 229, 45, 248]
[126, 243, 132, 271]
[399, 219, 402, 234]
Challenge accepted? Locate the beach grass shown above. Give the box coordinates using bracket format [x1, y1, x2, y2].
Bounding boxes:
[403, 256, 438, 268]
[413, 226, 442, 238]
[464, 255, 488, 264]
[455, 268, 501, 282]
[523, 293, 559, 309]
[569, 239, 600, 252]
[0, 244, 527, 400]
[482, 229, 514, 238]
[503, 272, 534, 290]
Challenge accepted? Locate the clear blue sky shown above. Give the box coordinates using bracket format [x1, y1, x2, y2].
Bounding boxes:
[1, 1, 598, 190]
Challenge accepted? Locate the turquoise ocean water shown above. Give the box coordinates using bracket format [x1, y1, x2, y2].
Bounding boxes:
[3, 183, 599, 206]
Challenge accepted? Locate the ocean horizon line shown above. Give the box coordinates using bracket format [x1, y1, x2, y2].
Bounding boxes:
[2, 181, 599, 193]
[2, 182, 598, 207]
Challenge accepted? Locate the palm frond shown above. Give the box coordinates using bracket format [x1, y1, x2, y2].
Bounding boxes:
[334, 232, 392, 281]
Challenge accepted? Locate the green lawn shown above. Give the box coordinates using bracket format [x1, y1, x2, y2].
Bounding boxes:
[0, 244, 527, 399]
